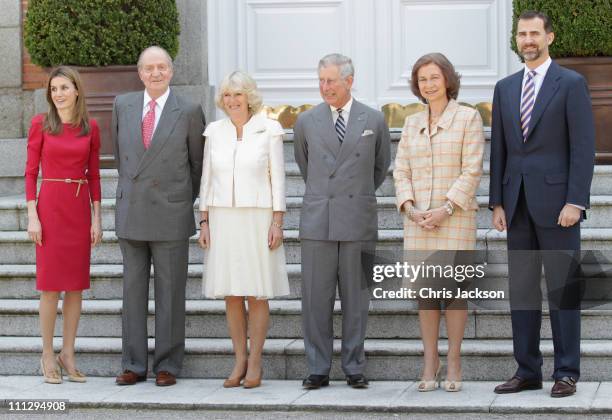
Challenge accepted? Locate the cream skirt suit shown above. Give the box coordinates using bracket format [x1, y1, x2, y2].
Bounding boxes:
[199, 113, 289, 298]
[393, 99, 485, 251]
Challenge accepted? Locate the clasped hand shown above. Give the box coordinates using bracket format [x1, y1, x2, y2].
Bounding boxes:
[407, 205, 449, 230]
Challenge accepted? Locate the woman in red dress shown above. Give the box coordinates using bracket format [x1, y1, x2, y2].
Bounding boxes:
[25, 66, 102, 384]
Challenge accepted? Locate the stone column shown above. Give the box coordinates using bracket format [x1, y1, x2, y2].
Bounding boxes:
[173, 0, 215, 123]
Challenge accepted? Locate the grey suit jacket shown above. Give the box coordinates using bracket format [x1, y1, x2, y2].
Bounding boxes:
[112, 90, 205, 241]
[294, 100, 391, 241]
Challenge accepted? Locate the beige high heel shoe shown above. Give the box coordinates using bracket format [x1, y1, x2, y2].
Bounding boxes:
[441, 379, 462, 392]
[40, 357, 62, 384]
[56, 354, 87, 383]
[417, 363, 442, 392]
[442, 365, 462, 392]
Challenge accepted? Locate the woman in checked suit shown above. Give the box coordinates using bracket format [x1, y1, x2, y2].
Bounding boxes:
[394, 53, 485, 392]
[198, 70, 289, 389]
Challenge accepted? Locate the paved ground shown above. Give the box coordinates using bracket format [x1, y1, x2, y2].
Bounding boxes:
[1, 377, 611, 418]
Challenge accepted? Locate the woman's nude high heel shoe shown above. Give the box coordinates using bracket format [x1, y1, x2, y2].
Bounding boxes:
[223, 365, 247, 388]
[417, 364, 442, 392]
[40, 357, 62, 384]
[56, 354, 87, 383]
[243, 368, 263, 389]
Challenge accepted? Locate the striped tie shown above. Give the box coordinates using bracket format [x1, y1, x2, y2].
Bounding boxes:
[520, 71, 536, 142]
[335, 108, 346, 144]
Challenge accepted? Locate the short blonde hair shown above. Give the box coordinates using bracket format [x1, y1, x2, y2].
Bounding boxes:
[216, 70, 263, 114]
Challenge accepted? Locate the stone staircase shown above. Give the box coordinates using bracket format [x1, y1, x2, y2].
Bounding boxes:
[2, 131, 612, 383]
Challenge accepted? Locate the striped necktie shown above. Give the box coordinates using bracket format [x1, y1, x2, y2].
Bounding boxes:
[520, 70, 536, 142]
[335, 108, 346, 144]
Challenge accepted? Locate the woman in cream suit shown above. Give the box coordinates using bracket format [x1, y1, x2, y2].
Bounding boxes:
[393, 53, 484, 392]
[198, 71, 289, 389]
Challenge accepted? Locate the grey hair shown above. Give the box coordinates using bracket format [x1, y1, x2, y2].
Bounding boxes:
[137, 46, 173, 70]
[318, 53, 354, 79]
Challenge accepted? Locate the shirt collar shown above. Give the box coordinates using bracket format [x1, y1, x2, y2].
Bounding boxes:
[523, 56, 552, 80]
[330, 96, 353, 115]
[144, 88, 170, 110]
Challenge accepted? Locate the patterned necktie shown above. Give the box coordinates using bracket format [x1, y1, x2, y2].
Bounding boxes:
[335, 108, 346, 144]
[142, 99, 156, 149]
[520, 71, 536, 142]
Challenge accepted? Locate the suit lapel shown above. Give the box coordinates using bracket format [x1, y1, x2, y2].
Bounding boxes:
[508, 71, 524, 144]
[314, 104, 341, 158]
[525, 61, 561, 141]
[127, 92, 146, 161]
[333, 100, 368, 175]
[134, 91, 182, 176]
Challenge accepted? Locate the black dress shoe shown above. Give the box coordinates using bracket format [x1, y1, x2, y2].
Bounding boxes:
[346, 374, 369, 388]
[494, 375, 542, 394]
[551, 377, 577, 398]
[302, 374, 329, 389]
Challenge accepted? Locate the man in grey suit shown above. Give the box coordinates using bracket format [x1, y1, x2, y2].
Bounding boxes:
[294, 53, 391, 389]
[111, 46, 205, 386]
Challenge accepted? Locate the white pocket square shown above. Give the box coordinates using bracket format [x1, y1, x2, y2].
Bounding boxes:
[361, 129, 374, 136]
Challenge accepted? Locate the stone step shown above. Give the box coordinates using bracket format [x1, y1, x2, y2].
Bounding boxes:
[2, 299, 612, 340]
[95, 162, 612, 199]
[2, 229, 612, 265]
[1, 336, 611, 380]
[4, 194, 612, 231]
[1, 377, 608, 415]
[2, 262, 611, 302]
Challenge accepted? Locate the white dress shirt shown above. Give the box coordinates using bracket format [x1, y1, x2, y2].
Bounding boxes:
[520, 57, 551, 107]
[142, 88, 170, 134]
[331, 96, 353, 126]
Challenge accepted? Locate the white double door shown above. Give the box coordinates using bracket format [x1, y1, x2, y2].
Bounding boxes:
[208, 0, 522, 118]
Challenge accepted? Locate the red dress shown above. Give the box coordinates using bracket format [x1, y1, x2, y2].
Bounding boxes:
[24, 114, 101, 291]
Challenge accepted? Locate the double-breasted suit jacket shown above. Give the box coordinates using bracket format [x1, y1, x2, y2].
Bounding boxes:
[294, 100, 391, 241]
[113, 90, 205, 240]
[394, 99, 485, 250]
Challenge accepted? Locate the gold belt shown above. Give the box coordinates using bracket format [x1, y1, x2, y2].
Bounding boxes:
[42, 178, 88, 197]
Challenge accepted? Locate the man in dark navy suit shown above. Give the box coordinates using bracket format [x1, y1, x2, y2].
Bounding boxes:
[489, 10, 595, 398]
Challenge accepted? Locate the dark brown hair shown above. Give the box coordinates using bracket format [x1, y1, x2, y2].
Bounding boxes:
[410, 53, 461, 103]
[518, 10, 553, 33]
[44, 66, 90, 136]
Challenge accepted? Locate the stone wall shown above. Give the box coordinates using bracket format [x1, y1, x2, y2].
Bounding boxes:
[0, 0, 23, 139]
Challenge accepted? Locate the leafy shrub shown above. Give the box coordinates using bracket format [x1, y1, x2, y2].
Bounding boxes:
[25, 0, 180, 67]
[511, 0, 612, 57]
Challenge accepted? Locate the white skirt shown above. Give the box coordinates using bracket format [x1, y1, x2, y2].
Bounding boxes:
[203, 206, 290, 299]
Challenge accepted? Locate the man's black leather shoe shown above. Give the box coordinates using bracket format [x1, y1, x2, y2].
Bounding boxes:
[346, 374, 369, 388]
[302, 374, 330, 389]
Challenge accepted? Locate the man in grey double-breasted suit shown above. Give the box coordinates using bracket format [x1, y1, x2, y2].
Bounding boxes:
[111, 46, 205, 386]
[294, 53, 391, 389]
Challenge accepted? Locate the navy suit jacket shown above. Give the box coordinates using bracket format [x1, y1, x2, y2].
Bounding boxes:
[489, 60, 595, 228]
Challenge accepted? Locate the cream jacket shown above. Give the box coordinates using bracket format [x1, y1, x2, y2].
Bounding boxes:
[394, 99, 484, 212]
[199, 113, 286, 211]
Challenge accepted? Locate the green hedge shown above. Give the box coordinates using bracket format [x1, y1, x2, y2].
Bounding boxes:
[511, 0, 612, 57]
[24, 0, 180, 67]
